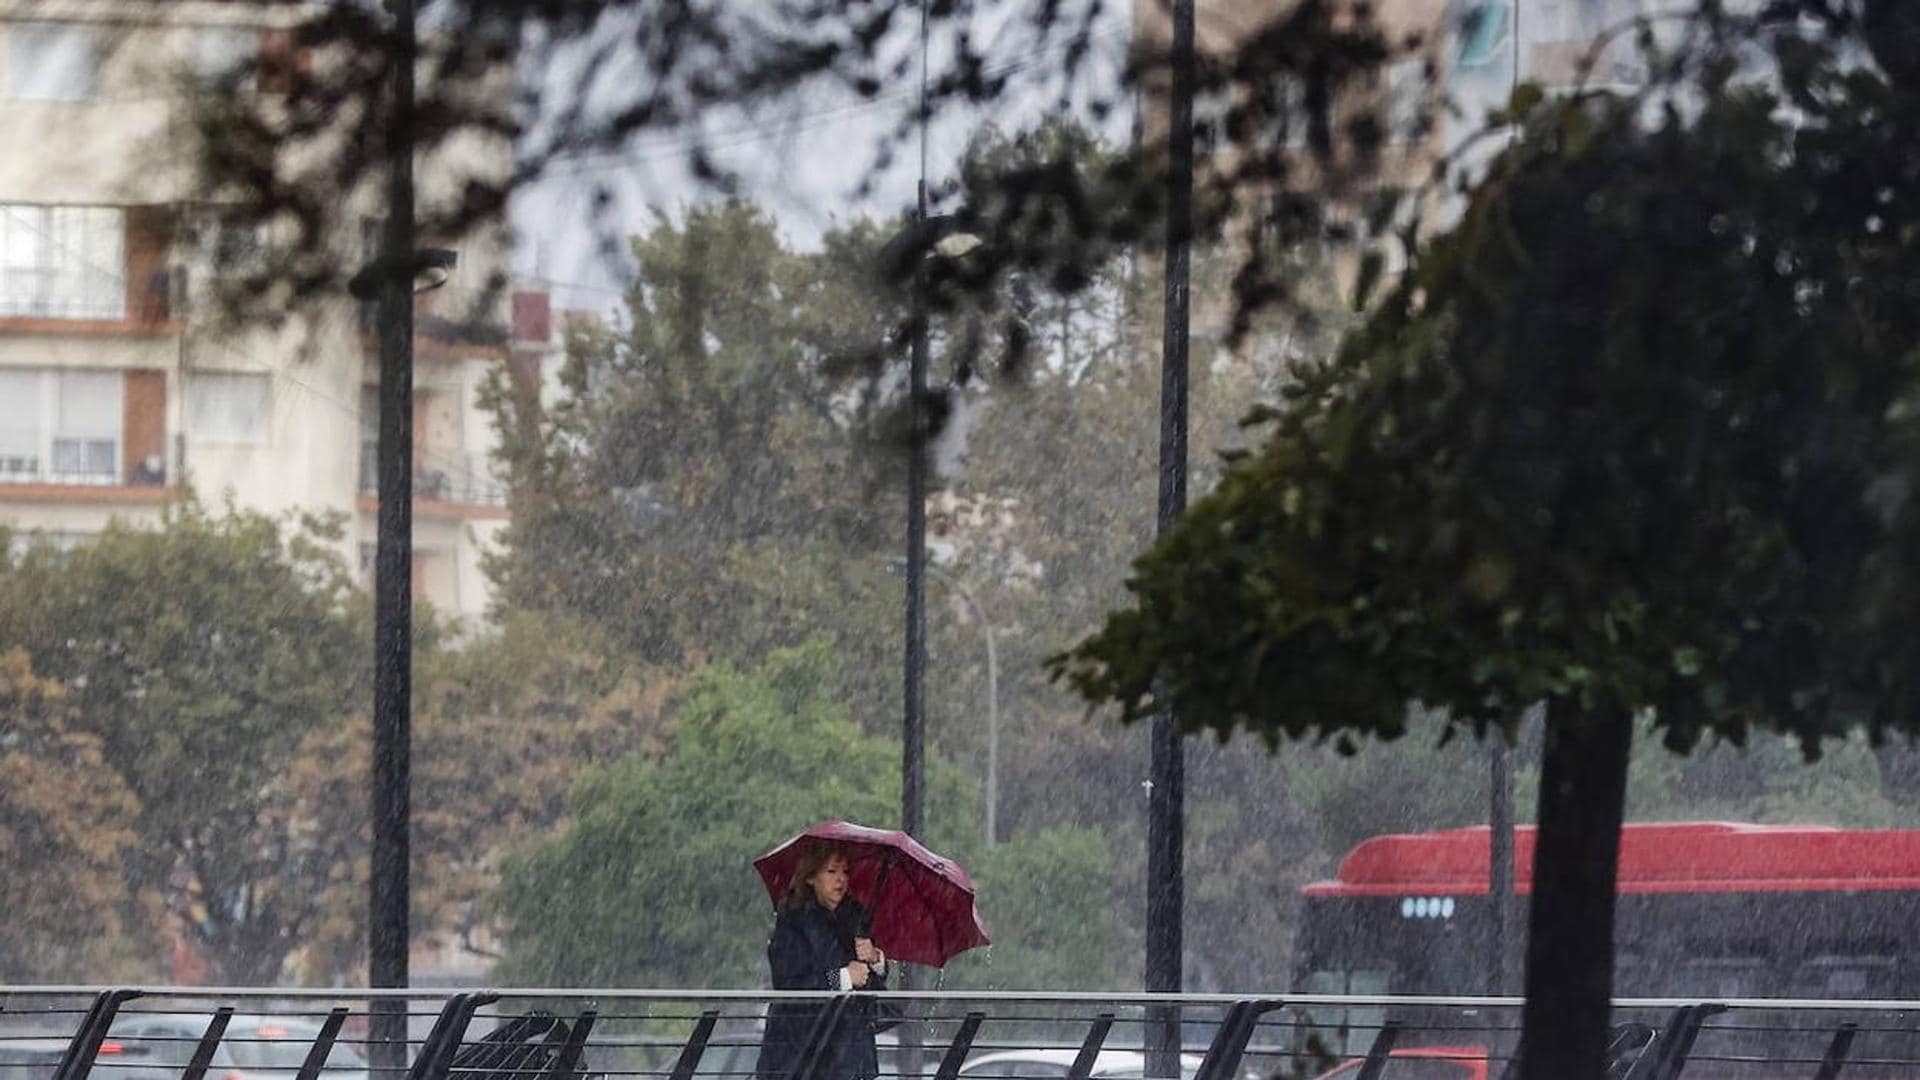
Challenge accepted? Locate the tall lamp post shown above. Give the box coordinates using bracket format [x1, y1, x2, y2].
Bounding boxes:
[348, 0, 455, 1063]
[891, 557, 1000, 848]
[1149, 0, 1196, 1073]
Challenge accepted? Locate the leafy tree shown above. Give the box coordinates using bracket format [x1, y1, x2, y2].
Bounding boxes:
[1055, 41, 1920, 1080]
[926, 219, 1350, 989]
[0, 503, 366, 984]
[281, 608, 671, 984]
[485, 201, 906, 725]
[490, 643, 1123, 988]
[0, 648, 150, 981]
[941, 825, 1128, 991]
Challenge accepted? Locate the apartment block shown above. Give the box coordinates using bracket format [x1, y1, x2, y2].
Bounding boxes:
[0, 1, 557, 623]
[1132, 0, 1667, 310]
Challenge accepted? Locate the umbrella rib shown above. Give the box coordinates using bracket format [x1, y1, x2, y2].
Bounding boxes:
[901, 855, 949, 963]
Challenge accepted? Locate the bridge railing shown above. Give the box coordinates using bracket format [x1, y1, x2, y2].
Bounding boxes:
[3, 989, 1917, 1080]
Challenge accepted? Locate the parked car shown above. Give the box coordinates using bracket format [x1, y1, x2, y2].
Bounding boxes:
[958, 1049, 1208, 1080]
[103, 1015, 370, 1080]
[0, 1037, 78, 1080]
[0, 1032, 170, 1080]
[1308, 1047, 1488, 1080]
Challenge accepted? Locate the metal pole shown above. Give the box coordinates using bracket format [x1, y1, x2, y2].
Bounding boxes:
[1489, 738, 1514, 995]
[370, 0, 416, 1073]
[925, 565, 999, 849]
[903, 23, 930, 851]
[898, 7, 933, 1079]
[1148, 0, 1194, 1072]
[983, 605, 997, 849]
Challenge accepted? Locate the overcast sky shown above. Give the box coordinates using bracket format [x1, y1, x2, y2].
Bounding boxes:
[506, 2, 1136, 316]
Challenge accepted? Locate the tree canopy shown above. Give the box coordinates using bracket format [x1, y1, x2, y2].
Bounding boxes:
[489, 643, 1126, 989]
[0, 505, 366, 984]
[0, 649, 146, 981]
[1055, 19, 1920, 1078]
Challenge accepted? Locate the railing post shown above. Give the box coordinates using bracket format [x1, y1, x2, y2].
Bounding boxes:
[1197, 1000, 1284, 1080]
[1193, 1003, 1249, 1080]
[1622, 1006, 1691, 1080]
[1623, 1004, 1725, 1080]
[181, 1007, 235, 1080]
[1602, 1022, 1656, 1080]
[933, 1012, 987, 1080]
[1352, 1022, 1401, 1080]
[296, 1009, 352, 1080]
[1068, 1014, 1116, 1080]
[409, 992, 501, 1080]
[55, 989, 144, 1080]
[1811, 1023, 1856, 1080]
[667, 1011, 720, 1080]
[544, 1012, 596, 1080]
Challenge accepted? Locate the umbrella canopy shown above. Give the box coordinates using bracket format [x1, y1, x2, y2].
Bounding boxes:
[753, 820, 991, 968]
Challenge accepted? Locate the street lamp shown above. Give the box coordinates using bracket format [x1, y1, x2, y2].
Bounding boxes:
[353, 0, 455, 1064]
[889, 557, 1000, 849]
[878, 213, 983, 857]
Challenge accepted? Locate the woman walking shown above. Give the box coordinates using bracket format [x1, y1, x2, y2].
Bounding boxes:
[756, 843, 890, 1080]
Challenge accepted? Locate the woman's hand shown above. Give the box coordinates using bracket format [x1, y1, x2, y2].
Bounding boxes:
[846, 961, 872, 988]
[854, 937, 885, 966]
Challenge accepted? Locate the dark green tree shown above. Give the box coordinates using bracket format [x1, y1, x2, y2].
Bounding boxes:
[490, 642, 1122, 988]
[484, 201, 907, 726]
[0, 648, 150, 981]
[1056, 44, 1920, 1080]
[0, 503, 367, 984]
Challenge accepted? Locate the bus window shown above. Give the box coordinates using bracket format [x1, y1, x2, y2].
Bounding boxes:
[1800, 939, 1898, 998]
[1674, 937, 1770, 998]
[1300, 968, 1392, 1056]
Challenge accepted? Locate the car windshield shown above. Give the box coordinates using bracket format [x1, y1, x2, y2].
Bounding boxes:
[226, 1031, 367, 1073]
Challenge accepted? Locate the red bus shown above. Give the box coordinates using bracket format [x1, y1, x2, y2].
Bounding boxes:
[1291, 822, 1920, 1064]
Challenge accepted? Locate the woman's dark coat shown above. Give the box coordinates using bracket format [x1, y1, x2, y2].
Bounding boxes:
[756, 898, 886, 1080]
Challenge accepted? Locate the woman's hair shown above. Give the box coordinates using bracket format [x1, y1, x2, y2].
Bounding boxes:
[783, 842, 850, 910]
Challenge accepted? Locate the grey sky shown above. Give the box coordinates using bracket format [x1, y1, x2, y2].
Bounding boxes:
[507, 2, 1135, 315]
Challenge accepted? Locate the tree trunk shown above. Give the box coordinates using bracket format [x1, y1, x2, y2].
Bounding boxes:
[1517, 700, 1633, 1080]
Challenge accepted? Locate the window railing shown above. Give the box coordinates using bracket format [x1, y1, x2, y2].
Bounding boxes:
[48, 437, 117, 484]
[359, 444, 508, 507]
[0, 440, 165, 487]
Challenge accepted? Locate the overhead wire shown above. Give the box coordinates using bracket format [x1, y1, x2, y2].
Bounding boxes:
[532, 24, 1130, 181]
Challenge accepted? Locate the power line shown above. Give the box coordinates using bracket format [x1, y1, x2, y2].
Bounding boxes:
[534, 25, 1129, 181]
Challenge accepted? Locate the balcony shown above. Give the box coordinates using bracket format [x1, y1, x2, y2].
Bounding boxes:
[358, 442, 507, 513]
[0, 203, 182, 335]
[358, 284, 509, 359]
[1, 440, 167, 485]
[0, 440, 172, 505]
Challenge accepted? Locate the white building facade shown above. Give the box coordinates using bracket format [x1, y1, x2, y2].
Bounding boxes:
[0, 0, 555, 623]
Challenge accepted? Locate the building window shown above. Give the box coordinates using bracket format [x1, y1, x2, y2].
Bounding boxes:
[7, 23, 100, 102]
[0, 204, 127, 320]
[188, 371, 271, 443]
[1456, 2, 1512, 70]
[1260, 75, 1310, 151]
[1384, 59, 1430, 143]
[0, 368, 124, 485]
[193, 26, 260, 93]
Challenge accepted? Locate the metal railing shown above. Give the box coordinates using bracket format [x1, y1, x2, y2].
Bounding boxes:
[357, 444, 507, 507]
[3, 990, 1918, 1080]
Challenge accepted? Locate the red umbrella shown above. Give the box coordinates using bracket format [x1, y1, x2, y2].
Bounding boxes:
[753, 820, 991, 968]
